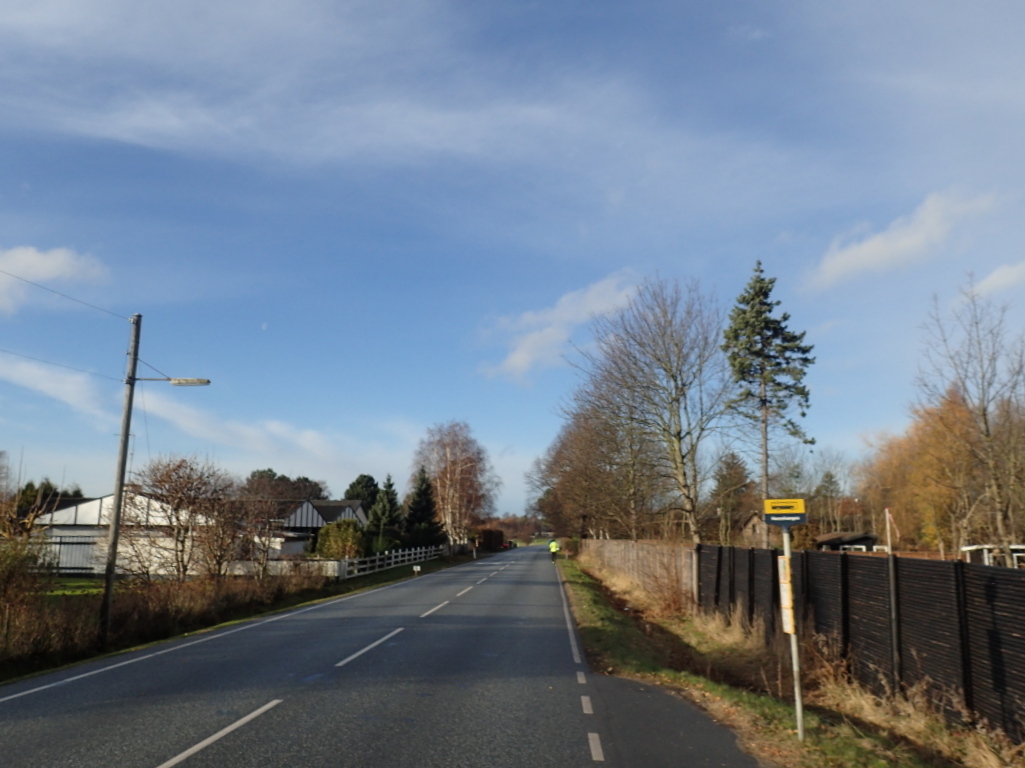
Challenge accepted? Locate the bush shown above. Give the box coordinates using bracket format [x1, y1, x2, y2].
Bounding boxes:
[316, 520, 363, 559]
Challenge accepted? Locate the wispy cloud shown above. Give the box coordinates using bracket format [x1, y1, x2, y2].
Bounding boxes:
[975, 260, 1025, 296]
[0, 353, 344, 467]
[807, 192, 994, 291]
[483, 272, 636, 381]
[0, 356, 110, 421]
[0, 246, 108, 314]
[140, 388, 340, 460]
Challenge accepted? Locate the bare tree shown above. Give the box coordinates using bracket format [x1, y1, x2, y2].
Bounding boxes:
[412, 422, 499, 545]
[579, 278, 733, 542]
[919, 283, 1025, 560]
[124, 456, 235, 582]
[236, 473, 287, 578]
[196, 486, 247, 579]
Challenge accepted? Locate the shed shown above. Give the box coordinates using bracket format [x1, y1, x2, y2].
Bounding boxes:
[815, 531, 879, 552]
[961, 544, 1025, 568]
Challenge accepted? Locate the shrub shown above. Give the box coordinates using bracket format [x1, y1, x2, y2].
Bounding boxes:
[316, 520, 364, 559]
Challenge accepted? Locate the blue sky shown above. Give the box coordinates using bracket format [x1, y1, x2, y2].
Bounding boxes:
[1, 1, 1024, 514]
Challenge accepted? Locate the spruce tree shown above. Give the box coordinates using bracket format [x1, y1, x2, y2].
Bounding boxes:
[722, 261, 815, 524]
[404, 466, 446, 547]
[366, 475, 402, 553]
[344, 473, 380, 510]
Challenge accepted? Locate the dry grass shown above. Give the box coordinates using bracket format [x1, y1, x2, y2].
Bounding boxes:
[572, 556, 1025, 768]
[0, 554, 469, 683]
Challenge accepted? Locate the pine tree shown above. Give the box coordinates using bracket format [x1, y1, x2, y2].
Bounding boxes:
[366, 475, 402, 552]
[722, 261, 815, 522]
[344, 473, 380, 510]
[404, 466, 447, 547]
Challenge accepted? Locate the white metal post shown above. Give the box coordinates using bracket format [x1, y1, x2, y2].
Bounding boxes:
[781, 528, 805, 741]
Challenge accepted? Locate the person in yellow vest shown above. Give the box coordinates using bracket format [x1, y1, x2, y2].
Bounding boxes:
[548, 538, 560, 562]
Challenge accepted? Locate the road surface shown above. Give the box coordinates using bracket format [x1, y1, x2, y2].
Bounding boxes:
[0, 547, 758, 767]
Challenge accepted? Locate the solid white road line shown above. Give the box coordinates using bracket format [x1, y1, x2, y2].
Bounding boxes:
[558, 573, 582, 665]
[0, 577, 415, 705]
[577, 671, 587, 684]
[419, 601, 450, 618]
[456, 586, 473, 597]
[581, 695, 593, 714]
[336, 628, 405, 667]
[154, 699, 282, 768]
[588, 733, 605, 762]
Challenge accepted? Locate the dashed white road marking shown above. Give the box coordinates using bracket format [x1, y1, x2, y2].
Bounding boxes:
[577, 671, 587, 684]
[155, 699, 282, 768]
[581, 695, 593, 714]
[336, 628, 405, 667]
[419, 602, 450, 618]
[456, 586, 473, 597]
[476, 578, 487, 585]
[489, 571, 499, 577]
[588, 733, 605, 762]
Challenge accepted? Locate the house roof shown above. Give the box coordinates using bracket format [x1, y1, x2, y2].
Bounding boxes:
[815, 531, 877, 547]
[36, 494, 178, 528]
[282, 499, 367, 529]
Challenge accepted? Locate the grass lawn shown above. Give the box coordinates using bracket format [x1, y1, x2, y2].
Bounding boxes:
[45, 577, 104, 596]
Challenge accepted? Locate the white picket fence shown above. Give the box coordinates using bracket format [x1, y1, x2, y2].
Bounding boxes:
[226, 546, 445, 580]
[36, 536, 444, 580]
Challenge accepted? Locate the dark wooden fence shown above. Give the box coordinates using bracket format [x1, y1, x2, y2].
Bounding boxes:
[699, 545, 1025, 740]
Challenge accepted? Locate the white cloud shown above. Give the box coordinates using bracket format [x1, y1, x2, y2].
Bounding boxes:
[0, 246, 108, 314]
[0, 356, 348, 471]
[483, 272, 636, 381]
[807, 192, 995, 291]
[974, 260, 1025, 296]
[140, 388, 340, 461]
[0, 356, 111, 421]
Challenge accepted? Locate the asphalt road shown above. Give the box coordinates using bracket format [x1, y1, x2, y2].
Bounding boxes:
[0, 547, 758, 767]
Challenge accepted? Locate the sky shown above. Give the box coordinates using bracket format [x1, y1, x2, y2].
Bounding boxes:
[1, 1, 1024, 514]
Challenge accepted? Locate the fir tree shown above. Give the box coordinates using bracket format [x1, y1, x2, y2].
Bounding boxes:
[344, 473, 380, 510]
[404, 466, 447, 547]
[722, 261, 815, 516]
[366, 475, 402, 552]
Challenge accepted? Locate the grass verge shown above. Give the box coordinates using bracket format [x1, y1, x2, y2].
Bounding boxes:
[558, 557, 1000, 768]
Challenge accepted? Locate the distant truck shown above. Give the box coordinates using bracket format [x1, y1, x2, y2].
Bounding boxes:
[477, 528, 505, 552]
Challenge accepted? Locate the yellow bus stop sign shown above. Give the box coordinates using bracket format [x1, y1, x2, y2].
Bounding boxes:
[763, 498, 807, 527]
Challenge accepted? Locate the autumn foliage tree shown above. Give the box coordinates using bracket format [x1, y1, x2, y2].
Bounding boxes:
[855, 283, 1025, 558]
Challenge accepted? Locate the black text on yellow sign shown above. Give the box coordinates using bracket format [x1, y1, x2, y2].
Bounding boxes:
[763, 498, 807, 527]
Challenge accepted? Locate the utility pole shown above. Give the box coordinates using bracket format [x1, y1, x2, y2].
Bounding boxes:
[99, 314, 141, 649]
[96, 315, 209, 649]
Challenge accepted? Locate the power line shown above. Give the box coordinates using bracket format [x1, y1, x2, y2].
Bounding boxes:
[0, 266, 129, 320]
[138, 358, 172, 379]
[0, 344, 121, 381]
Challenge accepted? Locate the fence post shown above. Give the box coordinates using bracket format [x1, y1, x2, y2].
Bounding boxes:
[693, 544, 701, 607]
[887, 553, 902, 691]
[747, 548, 756, 627]
[953, 559, 975, 719]
[840, 552, 850, 657]
[712, 546, 722, 611]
